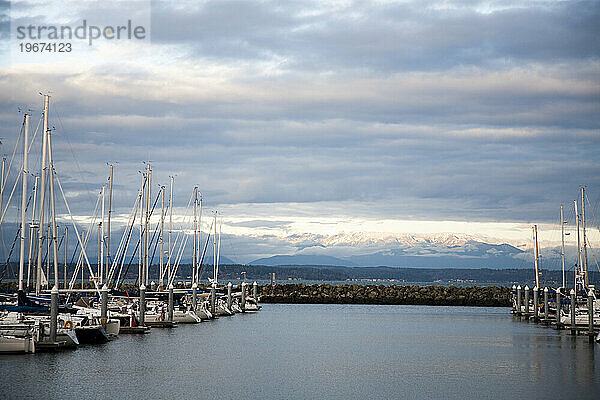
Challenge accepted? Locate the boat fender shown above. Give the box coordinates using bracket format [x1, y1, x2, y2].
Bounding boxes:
[63, 320, 73, 329]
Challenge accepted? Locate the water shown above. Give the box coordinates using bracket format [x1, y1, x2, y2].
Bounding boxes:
[1, 304, 598, 399]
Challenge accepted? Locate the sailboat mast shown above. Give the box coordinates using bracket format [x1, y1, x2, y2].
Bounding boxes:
[213, 211, 217, 283]
[217, 216, 221, 286]
[47, 125, 60, 288]
[560, 205, 565, 289]
[18, 113, 29, 291]
[138, 174, 144, 285]
[168, 175, 173, 285]
[106, 164, 113, 276]
[533, 225, 540, 288]
[580, 187, 588, 288]
[193, 186, 198, 285]
[35, 94, 50, 295]
[574, 199, 581, 292]
[145, 163, 151, 286]
[100, 185, 105, 284]
[27, 176, 38, 289]
[64, 226, 68, 289]
[1, 157, 5, 221]
[159, 185, 165, 289]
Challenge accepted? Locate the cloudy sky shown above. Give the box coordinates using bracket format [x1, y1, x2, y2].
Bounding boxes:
[0, 0, 599, 264]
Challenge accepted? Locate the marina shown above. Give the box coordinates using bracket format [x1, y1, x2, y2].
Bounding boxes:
[0, 94, 262, 354]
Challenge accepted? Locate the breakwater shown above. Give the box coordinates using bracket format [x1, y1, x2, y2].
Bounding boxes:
[260, 284, 511, 306]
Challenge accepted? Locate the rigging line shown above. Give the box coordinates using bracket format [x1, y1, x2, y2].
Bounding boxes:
[123, 185, 162, 287]
[55, 172, 100, 295]
[114, 190, 142, 288]
[68, 191, 100, 286]
[27, 112, 43, 155]
[197, 220, 214, 282]
[0, 170, 22, 225]
[162, 190, 194, 280]
[114, 206, 138, 289]
[0, 118, 24, 195]
[54, 105, 95, 207]
[70, 195, 101, 288]
[107, 190, 140, 285]
[0, 227, 20, 284]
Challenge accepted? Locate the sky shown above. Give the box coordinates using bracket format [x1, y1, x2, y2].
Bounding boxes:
[0, 0, 599, 264]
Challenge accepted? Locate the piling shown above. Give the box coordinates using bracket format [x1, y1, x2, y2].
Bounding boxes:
[570, 289, 576, 335]
[192, 283, 198, 311]
[270, 272, 275, 287]
[555, 289, 562, 328]
[101, 284, 109, 322]
[533, 286, 539, 321]
[524, 286, 530, 319]
[50, 285, 58, 342]
[168, 284, 174, 323]
[227, 282, 232, 310]
[253, 281, 258, 304]
[588, 289, 595, 341]
[210, 283, 216, 315]
[241, 282, 246, 312]
[543, 287, 549, 321]
[511, 285, 516, 313]
[140, 284, 146, 326]
[516, 285, 522, 315]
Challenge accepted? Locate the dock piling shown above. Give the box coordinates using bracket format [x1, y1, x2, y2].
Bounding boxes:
[516, 285, 522, 316]
[588, 289, 594, 341]
[192, 283, 198, 311]
[101, 285, 109, 322]
[210, 283, 216, 315]
[524, 286, 530, 319]
[533, 286, 539, 321]
[556, 289, 562, 328]
[227, 282, 232, 310]
[50, 285, 58, 342]
[241, 282, 246, 312]
[168, 284, 174, 323]
[570, 289, 576, 335]
[253, 281, 258, 304]
[511, 285, 516, 313]
[543, 287, 549, 321]
[140, 284, 146, 326]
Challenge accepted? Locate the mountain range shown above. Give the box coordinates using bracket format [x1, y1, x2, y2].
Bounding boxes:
[249, 233, 532, 269]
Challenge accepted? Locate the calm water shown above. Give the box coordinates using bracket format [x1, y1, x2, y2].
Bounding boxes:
[1, 304, 598, 399]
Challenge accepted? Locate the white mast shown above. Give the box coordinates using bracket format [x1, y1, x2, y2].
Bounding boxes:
[581, 187, 588, 288]
[217, 216, 221, 286]
[27, 176, 38, 289]
[213, 211, 217, 283]
[560, 205, 566, 289]
[47, 123, 60, 289]
[533, 225, 540, 288]
[35, 95, 49, 295]
[193, 186, 198, 285]
[100, 185, 105, 284]
[1, 157, 5, 223]
[144, 163, 151, 286]
[168, 175, 173, 285]
[138, 173, 144, 285]
[159, 185, 165, 289]
[574, 199, 582, 292]
[106, 164, 113, 277]
[64, 226, 68, 289]
[18, 113, 29, 291]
